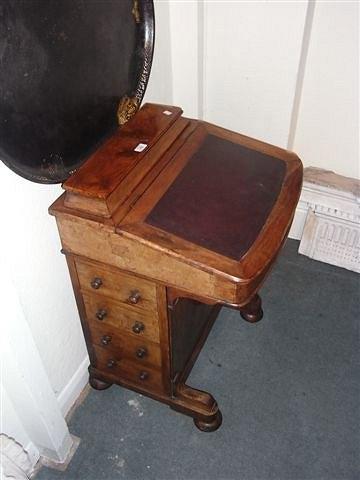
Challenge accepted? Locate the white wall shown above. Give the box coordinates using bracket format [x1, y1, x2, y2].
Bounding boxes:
[203, 1, 308, 147]
[144, 0, 173, 105]
[1, 387, 40, 468]
[0, 272, 75, 468]
[158, 0, 359, 179]
[0, 163, 88, 400]
[293, 1, 359, 178]
[168, 0, 202, 117]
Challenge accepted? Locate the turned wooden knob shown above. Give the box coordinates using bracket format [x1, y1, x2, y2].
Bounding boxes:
[107, 359, 116, 368]
[132, 321, 145, 334]
[91, 277, 103, 289]
[101, 335, 112, 345]
[128, 291, 141, 304]
[136, 347, 148, 358]
[96, 309, 107, 321]
[139, 371, 149, 381]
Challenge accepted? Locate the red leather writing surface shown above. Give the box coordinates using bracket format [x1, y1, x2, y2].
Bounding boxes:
[146, 134, 286, 260]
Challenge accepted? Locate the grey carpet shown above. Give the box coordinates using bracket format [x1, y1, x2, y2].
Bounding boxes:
[36, 240, 359, 480]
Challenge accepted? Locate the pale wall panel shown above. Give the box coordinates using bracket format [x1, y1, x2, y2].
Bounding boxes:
[0, 162, 87, 398]
[1, 387, 40, 467]
[143, 0, 173, 105]
[168, 0, 201, 118]
[293, 1, 359, 178]
[203, 1, 308, 147]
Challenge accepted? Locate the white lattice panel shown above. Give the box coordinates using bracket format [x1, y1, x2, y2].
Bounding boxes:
[299, 209, 360, 272]
[298, 168, 360, 273]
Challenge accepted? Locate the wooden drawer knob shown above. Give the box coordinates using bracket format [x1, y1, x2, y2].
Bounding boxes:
[106, 359, 116, 369]
[139, 371, 149, 381]
[128, 291, 141, 304]
[96, 309, 107, 321]
[101, 335, 112, 346]
[136, 347, 148, 359]
[132, 321, 145, 334]
[91, 277, 103, 289]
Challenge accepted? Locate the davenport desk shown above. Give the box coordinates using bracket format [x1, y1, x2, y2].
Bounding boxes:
[50, 103, 302, 431]
[1, 1, 302, 432]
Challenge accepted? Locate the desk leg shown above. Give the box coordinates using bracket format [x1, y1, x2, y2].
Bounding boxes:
[89, 371, 112, 391]
[239, 294, 263, 323]
[194, 411, 223, 432]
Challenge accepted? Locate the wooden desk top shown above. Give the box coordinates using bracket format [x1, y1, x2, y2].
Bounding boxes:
[51, 103, 302, 306]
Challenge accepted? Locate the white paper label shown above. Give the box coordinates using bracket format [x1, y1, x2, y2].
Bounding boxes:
[134, 143, 148, 152]
[163, 110, 172, 116]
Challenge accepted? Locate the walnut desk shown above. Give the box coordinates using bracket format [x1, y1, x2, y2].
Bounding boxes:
[50, 103, 302, 432]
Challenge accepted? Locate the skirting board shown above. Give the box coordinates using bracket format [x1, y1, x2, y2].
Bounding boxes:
[57, 356, 89, 417]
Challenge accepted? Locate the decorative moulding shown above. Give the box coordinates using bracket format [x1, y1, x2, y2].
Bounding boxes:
[291, 167, 359, 273]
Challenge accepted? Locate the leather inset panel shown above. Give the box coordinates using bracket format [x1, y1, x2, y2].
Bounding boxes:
[146, 134, 286, 260]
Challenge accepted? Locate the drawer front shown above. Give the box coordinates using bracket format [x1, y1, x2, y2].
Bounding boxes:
[83, 292, 160, 343]
[75, 258, 157, 312]
[89, 323, 162, 368]
[93, 345, 163, 391]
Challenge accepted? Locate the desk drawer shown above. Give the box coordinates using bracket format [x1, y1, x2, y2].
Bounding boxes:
[92, 345, 163, 392]
[89, 323, 162, 368]
[83, 292, 160, 343]
[75, 258, 157, 312]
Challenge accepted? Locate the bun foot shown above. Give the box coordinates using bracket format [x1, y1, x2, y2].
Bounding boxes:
[89, 376, 112, 390]
[194, 410, 222, 432]
[240, 294, 263, 323]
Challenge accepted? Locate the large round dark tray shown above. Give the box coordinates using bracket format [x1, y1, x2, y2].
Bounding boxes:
[0, 0, 154, 183]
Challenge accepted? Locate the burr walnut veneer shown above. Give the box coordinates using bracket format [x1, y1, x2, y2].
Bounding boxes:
[50, 103, 302, 431]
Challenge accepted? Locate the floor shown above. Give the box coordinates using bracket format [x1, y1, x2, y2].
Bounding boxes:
[36, 240, 359, 480]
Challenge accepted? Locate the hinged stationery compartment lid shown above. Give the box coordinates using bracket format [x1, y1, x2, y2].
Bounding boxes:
[0, 0, 154, 183]
[61, 103, 187, 219]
